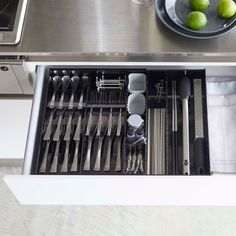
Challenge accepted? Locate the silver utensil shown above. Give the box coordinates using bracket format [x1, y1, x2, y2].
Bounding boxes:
[61, 112, 73, 172]
[126, 147, 132, 173]
[78, 75, 89, 109]
[71, 112, 83, 172]
[39, 109, 57, 173]
[134, 148, 144, 174]
[115, 108, 123, 171]
[58, 76, 71, 108]
[172, 80, 178, 175]
[49, 76, 61, 108]
[39, 140, 51, 173]
[83, 109, 97, 171]
[131, 147, 137, 172]
[96, 74, 125, 91]
[50, 109, 65, 173]
[179, 75, 191, 175]
[50, 139, 61, 173]
[68, 76, 80, 109]
[104, 108, 117, 171]
[194, 79, 206, 175]
[94, 108, 107, 171]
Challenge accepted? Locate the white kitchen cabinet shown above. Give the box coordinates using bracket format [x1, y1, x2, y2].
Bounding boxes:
[4, 62, 236, 205]
[0, 65, 23, 94]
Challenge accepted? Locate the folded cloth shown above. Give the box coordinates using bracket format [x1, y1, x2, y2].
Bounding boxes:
[207, 93, 236, 173]
[207, 80, 236, 96]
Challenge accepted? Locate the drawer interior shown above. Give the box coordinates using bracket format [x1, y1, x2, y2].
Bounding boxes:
[28, 66, 210, 176]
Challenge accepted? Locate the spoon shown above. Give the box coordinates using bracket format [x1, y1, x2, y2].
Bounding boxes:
[58, 75, 71, 108]
[78, 75, 89, 109]
[49, 76, 61, 108]
[68, 76, 80, 109]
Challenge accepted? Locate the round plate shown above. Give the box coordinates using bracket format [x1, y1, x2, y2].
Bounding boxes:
[165, 0, 236, 34]
[155, 0, 236, 39]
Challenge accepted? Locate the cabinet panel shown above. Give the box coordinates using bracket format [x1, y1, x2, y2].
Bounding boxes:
[0, 65, 23, 94]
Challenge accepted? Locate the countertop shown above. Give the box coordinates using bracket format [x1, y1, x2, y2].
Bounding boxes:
[1, 0, 236, 61]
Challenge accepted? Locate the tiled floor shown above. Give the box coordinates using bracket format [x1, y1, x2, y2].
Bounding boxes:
[1, 166, 236, 236]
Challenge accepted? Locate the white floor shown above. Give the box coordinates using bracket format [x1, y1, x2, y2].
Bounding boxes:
[1, 166, 236, 236]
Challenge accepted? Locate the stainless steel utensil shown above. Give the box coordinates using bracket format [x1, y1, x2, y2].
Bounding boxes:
[50, 109, 66, 173]
[68, 76, 80, 109]
[172, 80, 178, 174]
[71, 112, 83, 172]
[126, 147, 132, 173]
[58, 76, 71, 108]
[49, 76, 62, 108]
[83, 108, 97, 171]
[104, 108, 117, 171]
[131, 147, 137, 172]
[115, 108, 123, 171]
[39, 109, 57, 173]
[194, 79, 206, 175]
[179, 75, 191, 175]
[94, 108, 107, 171]
[39, 140, 51, 173]
[61, 112, 73, 172]
[78, 75, 89, 109]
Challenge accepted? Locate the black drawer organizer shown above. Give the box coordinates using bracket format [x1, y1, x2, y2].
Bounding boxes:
[30, 67, 210, 175]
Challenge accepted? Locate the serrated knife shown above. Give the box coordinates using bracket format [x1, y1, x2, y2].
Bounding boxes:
[194, 79, 206, 175]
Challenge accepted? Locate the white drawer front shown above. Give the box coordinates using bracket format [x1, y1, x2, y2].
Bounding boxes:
[4, 175, 236, 205]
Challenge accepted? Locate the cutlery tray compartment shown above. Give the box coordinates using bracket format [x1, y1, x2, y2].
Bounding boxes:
[27, 66, 210, 176]
[146, 70, 210, 175]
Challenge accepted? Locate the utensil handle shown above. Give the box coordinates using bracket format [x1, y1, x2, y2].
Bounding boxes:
[115, 138, 122, 171]
[68, 92, 74, 109]
[61, 141, 70, 172]
[182, 99, 190, 175]
[172, 131, 178, 175]
[49, 93, 56, 108]
[50, 141, 60, 173]
[94, 139, 103, 171]
[104, 138, 112, 171]
[126, 148, 132, 173]
[78, 92, 84, 109]
[44, 111, 54, 140]
[83, 137, 92, 171]
[39, 141, 50, 173]
[194, 137, 206, 175]
[71, 141, 80, 172]
[53, 112, 64, 141]
[58, 93, 65, 108]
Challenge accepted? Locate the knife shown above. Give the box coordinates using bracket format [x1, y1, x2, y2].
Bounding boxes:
[193, 79, 206, 175]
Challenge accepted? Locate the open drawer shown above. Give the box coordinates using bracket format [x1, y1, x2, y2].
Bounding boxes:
[4, 65, 236, 205]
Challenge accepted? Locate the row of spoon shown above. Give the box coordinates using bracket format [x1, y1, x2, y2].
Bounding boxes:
[48, 74, 89, 109]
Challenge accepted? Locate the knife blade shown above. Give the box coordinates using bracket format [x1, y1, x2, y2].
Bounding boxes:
[194, 79, 206, 175]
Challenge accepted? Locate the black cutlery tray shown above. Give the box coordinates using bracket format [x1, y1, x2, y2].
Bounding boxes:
[30, 66, 210, 176]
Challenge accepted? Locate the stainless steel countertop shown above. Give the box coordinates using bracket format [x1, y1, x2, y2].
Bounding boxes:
[1, 0, 236, 60]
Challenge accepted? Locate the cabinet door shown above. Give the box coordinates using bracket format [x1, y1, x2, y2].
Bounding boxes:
[0, 65, 23, 94]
